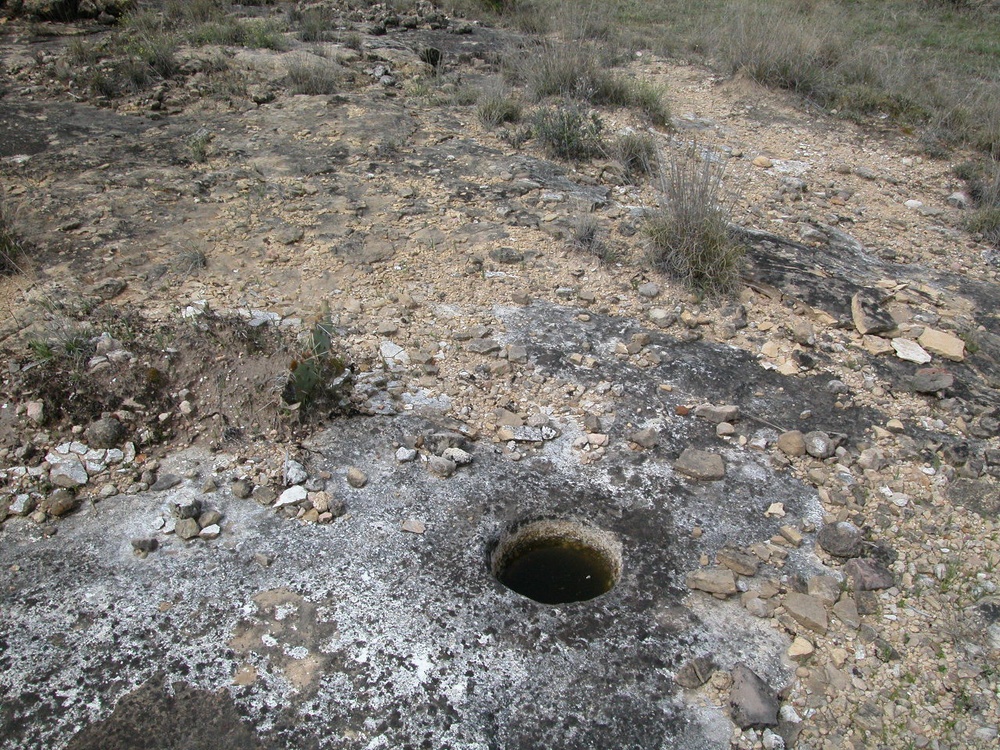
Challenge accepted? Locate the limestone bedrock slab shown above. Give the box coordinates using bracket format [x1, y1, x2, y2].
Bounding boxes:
[3, 302, 875, 750]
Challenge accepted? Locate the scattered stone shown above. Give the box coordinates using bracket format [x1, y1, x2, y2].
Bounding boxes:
[717, 548, 759, 577]
[628, 427, 659, 448]
[637, 282, 660, 298]
[776, 431, 806, 457]
[807, 575, 841, 605]
[784, 592, 829, 634]
[9, 494, 37, 516]
[401, 518, 426, 534]
[917, 328, 965, 361]
[131, 538, 158, 556]
[346, 467, 368, 488]
[49, 455, 89, 489]
[752, 156, 773, 168]
[250, 485, 278, 506]
[730, 664, 779, 729]
[649, 308, 675, 328]
[489, 246, 524, 264]
[199, 524, 221, 540]
[175, 518, 201, 540]
[745, 597, 776, 618]
[833, 596, 861, 629]
[85, 417, 125, 448]
[26, 401, 45, 426]
[790, 320, 815, 346]
[172, 498, 202, 519]
[276, 485, 308, 507]
[441, 447, 472, 465]
[428, 456, 457, 478]
[674, 448, 726, 481]
[693, 404, 740, 423]
[466, 338, 501, 354]
[892, 338, 932, 364]
[254, 553, 273, 568]
[675, 655, 716, 689]
[845, 557, 894, 590]
[765, 502, 785, 518]
[778, 525, 804, 547]
[686, 567, 737, 595]
[150, 474, 182, 492]
[44, 489, 78, 517]
[803, 431, 834, 459]
[817, 522, 863, 557]
[284, 459, 308, 486]
[911, 367, 954, 393]
[231, 479, 253, 499]
[788, 636, 814, 663]
[198, 510, 222, 528]
[851, 289, 895, 335]
[396, 446, 418, 462]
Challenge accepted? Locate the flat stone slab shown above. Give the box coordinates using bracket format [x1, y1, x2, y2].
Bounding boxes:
[674, 448, 726, 481]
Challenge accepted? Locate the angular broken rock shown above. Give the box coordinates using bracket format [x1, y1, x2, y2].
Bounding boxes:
[49, 455, 89, 489]
[892, 338, 932, 364]
[276, 485, 308, 508]
[845, 557, 894, 591]
[172, 497, 202, 519]
[851, 289, 895, 336]
[911, 367, 954, 394]
[175, 518, 201, 540]
[730, 664, 779, 729]
[674, 448, 725, 481]
[686, 567, 737, 595]
[628, 427, 659, 449]
[783, 592, 829, 634]
[231, 479, 253, 499]
[917, 328, 965, 361]
[150, 474, 182, 492]
[693, 404, 740, 424]
[817, 521, 863, 558]
[675, 655, 717, 689]
[717, 548, 759, 577]
[833, 596, 861, 629]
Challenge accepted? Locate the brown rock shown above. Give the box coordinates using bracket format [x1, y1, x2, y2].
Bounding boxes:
[783, 592, 829, 634]
[686, 567, 738, 595]
[776, 430, 806, 457]
[717, 548, 759, 577]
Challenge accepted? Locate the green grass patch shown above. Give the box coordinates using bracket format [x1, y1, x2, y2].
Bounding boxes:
[532, 104, 605, 161]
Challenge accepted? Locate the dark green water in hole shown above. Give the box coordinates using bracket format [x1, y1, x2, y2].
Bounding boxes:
[497, 541, 615, 604]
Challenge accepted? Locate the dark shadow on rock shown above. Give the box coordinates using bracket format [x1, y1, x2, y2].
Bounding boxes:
[66, 676, 273, 750]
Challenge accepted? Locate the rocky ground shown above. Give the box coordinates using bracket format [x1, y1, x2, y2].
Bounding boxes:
[1, 2, 999, 749]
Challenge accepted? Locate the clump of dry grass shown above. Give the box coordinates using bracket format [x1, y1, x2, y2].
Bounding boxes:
[644, 146, 742, 296]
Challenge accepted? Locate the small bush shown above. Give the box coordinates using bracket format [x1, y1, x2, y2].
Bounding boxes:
[477, 85, 521, 128]
[960, 160, 1000, 245]
[570, 215, 618, 264]
[644, 147, 742, 296]
[532, 104, 604, 161]
[286, 57, 340, 95]
[0, 201, 25, 276]
[514, 42, 669, 125]
[717, 1, 842, 102]
[282, 314, 353, 416]
[189, 18, 285, 49]
[613, 131, 658, 182]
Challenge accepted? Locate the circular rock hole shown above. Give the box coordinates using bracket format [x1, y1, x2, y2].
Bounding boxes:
[491, 520, 622, 604]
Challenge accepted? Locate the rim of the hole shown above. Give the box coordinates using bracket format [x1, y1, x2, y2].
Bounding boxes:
[490, 519, 624, 601]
